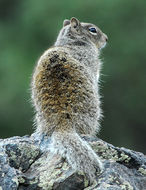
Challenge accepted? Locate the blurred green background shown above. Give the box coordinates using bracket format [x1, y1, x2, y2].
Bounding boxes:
[0, 0, 146, 153]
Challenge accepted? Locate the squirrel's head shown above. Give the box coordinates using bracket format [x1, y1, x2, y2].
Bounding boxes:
[55, 17, 108, 50]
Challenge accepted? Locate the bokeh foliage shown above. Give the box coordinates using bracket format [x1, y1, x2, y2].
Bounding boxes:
[0, 0, 146, 153]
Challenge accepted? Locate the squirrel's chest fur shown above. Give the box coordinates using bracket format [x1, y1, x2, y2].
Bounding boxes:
[32, 47, 101, 136]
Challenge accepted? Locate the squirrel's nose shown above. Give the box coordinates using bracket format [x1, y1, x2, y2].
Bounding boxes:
[103, 33, 108, 42]
[105, 35, 108, 42]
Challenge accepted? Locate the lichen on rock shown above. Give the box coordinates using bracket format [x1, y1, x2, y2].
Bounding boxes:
[0, 134, 146, 190]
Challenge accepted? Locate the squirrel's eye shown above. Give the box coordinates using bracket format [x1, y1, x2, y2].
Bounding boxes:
[89, 27, 97, 33]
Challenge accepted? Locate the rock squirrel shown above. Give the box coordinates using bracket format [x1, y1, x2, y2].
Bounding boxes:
[31, 17, 108, 182]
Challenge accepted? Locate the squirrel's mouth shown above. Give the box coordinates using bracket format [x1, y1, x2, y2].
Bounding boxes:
[101, 41, 107, 49]
[98, 33, 108, 50]
[97, 41, 107, 50]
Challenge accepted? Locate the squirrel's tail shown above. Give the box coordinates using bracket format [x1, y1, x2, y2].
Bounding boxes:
[51, 131, 103, 181]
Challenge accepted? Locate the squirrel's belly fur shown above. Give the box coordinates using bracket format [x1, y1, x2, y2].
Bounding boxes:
[32, 47, 101, 136]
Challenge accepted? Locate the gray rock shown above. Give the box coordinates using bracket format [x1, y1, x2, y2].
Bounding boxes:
[0, 134, 146, 190]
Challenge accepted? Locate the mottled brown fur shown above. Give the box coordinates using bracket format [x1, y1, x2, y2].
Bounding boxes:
[32, 49, 99, 135]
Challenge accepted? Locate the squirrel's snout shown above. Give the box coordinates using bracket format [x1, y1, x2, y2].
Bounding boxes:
[104, 34, 108, 42]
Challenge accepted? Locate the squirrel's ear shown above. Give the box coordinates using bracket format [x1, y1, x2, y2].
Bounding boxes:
[63, 19, 70, 27]
[70, 17, 80, 29]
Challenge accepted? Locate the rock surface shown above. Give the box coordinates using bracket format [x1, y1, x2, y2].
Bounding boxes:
[0, 133, 146, 190]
